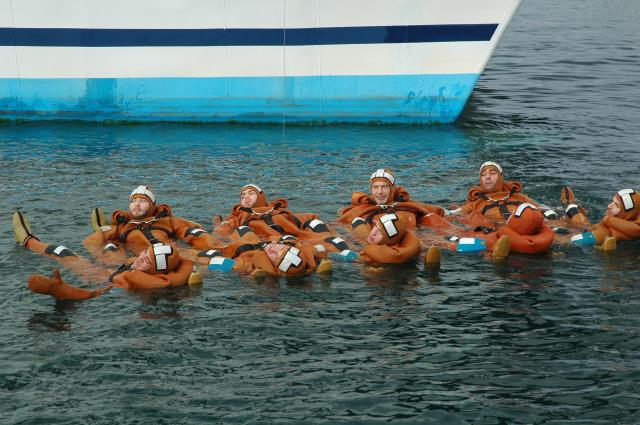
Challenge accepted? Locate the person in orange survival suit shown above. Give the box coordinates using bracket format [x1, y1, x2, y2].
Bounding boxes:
[338, 168, 447, 232]
[13, 186, 219, 274]
[418, 161, 557, 256]
[202, 230, 332, 277]
[562, 188, 640, 251]
[482, 203, 555, 254]
[213, 183, 358, 261]
[25, 242, 199, 301]
[66, 185, 218, 264]
[447, 161, 559, 229]
[357, 213, 431, 266]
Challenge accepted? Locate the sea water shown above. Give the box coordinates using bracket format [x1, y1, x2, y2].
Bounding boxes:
[1, 0, 639, 423]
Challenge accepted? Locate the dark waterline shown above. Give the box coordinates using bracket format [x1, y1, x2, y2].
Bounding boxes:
[1, 0, 640, 423]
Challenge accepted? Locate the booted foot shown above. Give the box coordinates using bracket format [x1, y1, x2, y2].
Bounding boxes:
[316, 259, 333, 275]
[13, 211, 36, 245]
[424, 245, 441, 270]
[492, 235, 511, 261]
[27, 269, 100, 301]
[188, 269, 204, 286]
[560, 186, 577, 207]
[91, 207, 109, 232]
[598, 236, 617, 252]
[251, 268, 266, 278]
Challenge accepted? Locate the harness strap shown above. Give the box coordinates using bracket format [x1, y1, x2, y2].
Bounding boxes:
[284, 212, 302, 228]
[108, 263, 132, 282]
[303, 218, 329, 233]
[479, 187, 522, 218]
[324, 236, 349, 251]
[233, 242, 266, 258]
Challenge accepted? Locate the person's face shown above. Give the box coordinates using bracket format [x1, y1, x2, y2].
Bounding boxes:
[480, 167, 500, 192]
[606, 196, 621, 216]
[371, 182, 391, 205]
[132, 249, 152, 271]
[264, 243, 287, 264]
[129, 197, 151, 218]
[240, 188, 259, 208]
[367, 225, 384, 245]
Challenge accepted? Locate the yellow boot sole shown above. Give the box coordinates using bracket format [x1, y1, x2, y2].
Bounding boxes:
[188, 270, 204, 286]
[251, 268, 266, 279]
[91, 207, 109, 232]
[316, 259, 333, 275]
[424, 245, 441, 270]
[13, 211, 34, 245]
[598, 236, 617, 252]
[492, 235, 511, 261]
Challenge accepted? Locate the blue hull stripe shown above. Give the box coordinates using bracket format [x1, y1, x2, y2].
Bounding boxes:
[0, 24, 497, 47]
[0, 73, 480, 124]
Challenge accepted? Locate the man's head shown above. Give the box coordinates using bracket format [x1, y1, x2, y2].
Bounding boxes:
[607, 189, 640, 220]
[133, 243, 180, 274]
[370, 168, 395, 205]
[264, 243, 307, 274]
[129, 185, 156, 218]
[479, 161, 504, 193]
[240, 184, 267, 208]
[367, 213, 407, 245]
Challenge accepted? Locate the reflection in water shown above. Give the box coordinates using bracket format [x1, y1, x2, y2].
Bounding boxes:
[26, 301, 80, 332]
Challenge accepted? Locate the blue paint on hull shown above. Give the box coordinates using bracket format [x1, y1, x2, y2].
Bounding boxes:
[0, 74, 480, 124]
[0, 24, 497, 47]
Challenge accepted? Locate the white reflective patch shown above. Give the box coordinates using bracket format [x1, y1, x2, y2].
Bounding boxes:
[130, 185, 156, 203]
[514, 203, 536, 217]
[570, 234, 584, 242]
[566, 203, 578, 212]
[339, 250, 351, 256]
[209, 256, 226, 266]
[100, 225, 111, 232]
[206, 249, 217, 256]
[458, 238, 476, 245]
[309, 219, 323, 229]
[104, 243, 117, 250]
[544, 210, 557, 218]
[190, 228, 205, 235]
[617, 189, 635, 211]
[479, 161, 503, 174]
[314, 244, 326, 252]
[279, 247, 302, 272]
[238, 226, 250, 230]
[370, 169, 395, 185]
[153, 243, 172, 271]
[351, 217, 365, 225]
[53, 245, 68, 255]
[331, 237, 345, 244]
[380, 213, 399, 237]
[448, 236, 460, 242]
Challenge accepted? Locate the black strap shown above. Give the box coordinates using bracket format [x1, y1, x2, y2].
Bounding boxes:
[141, 225, 161, 245]
[44, 245, 76, 258]
[233, 242, 267, 258]
[474, 226, 496, 234]
[324, 236, 349, 251]
[108, 263, 131, 282]
[285, 212, 302, 228]
[261, 214, 285, 234]
[303, 218, 329, 233]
